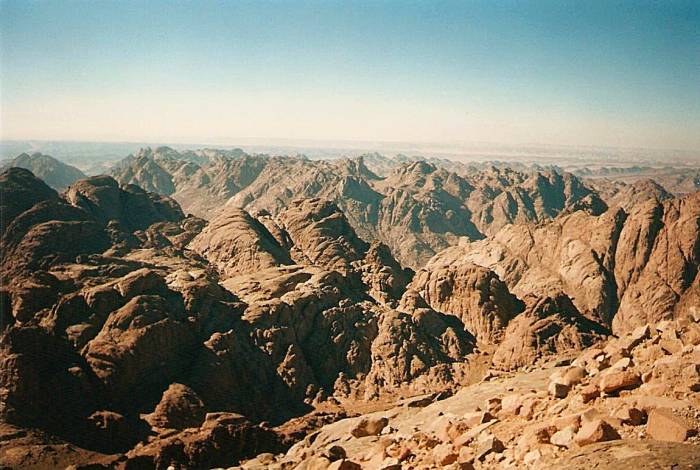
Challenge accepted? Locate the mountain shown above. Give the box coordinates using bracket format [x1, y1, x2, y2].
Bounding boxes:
[111, 147, 606, 268]
[1, 164, 698, 469]
[1, 152, 86, 190]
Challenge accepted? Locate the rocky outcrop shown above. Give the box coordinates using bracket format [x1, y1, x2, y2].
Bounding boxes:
[277, 198, 369, 274]
[189, 207, 292, 277]
[65, 175, 184, 232]
[145, 383, 206, 430]
[2, 165, 698, 470]
[432, 191, 700, 334]
[613, 193, 700, 332]
[409, 261, 523, 343]
[492, 294, 608, 370]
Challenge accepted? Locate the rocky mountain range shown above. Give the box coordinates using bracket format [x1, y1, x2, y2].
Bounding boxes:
[0, 150, 699, 469]
[110, 147, 608, 268]
[1, 152, 87, 190]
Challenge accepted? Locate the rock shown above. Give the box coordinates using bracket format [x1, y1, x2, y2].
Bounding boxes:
[561, 366, 587, 386]
[327, 460, 362, 470]
[145, 383, 206, 429]
[524, 449, 542, 465]
[614, 406, 646, 426]
[351, 417, 389, 438]
[647, 409, 693, 442]
[550, 427, 576, 448]
[408, 262, 523, 343]
[320, 445, 345, 462]
[548, 381, 570, 398]
[433, 443, 458, 465]
[500, 394, 523, 416]
[189, 208, 293, 278]
[493, 294, 608, 371]
[660, 338, 684, 355]
[462, 411, 494, 428]
[580, 384, 600, 403]
[574, 419, 621, 446]
[599, 371, 642, 394]
[475, 435, 504, 461]
[620, 324, 651, 351]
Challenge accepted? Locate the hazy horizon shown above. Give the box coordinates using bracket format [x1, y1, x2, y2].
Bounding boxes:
[1, 1, 699, 150]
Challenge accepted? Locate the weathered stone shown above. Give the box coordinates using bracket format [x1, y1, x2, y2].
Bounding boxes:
[475, 435, 504, 461]
[462, 411, 494, 428]
[550, 427, 576, 448]
[599, 371, 641, 394]
[433, 443, 458, 466]
[351, 416, 389, 438]
[647, 409, 693, 442]
[574, 419, 621, 446]
[580, 383, 600, 403]
[614, 406, 646, 426]
[327, 460, 362, 470]
[548, 381, 570, 398]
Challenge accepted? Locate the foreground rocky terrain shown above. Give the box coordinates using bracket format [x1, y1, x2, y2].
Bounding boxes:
[0, 150, 699, 469]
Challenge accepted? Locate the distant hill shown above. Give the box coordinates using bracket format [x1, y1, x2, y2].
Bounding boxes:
[1, 152, 86, 190]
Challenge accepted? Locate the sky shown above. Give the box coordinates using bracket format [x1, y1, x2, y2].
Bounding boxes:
[1, 0, 699, 150]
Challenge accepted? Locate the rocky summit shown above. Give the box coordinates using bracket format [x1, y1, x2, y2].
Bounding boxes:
[0, 153, 699, 470]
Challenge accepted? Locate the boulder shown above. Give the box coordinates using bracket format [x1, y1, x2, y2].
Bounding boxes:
[647, 409, 693, 442]
[574, 419, 621, 446]
[599, 371, 641, 394]
[351, 416, 389, 438]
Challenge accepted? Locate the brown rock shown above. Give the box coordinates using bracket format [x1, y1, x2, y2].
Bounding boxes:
[145, 383, 206, 429]
[475, 435, 504, 461]
[351, 416, 389, 438]
[462, 411, 494, 428]
[647, 409, 693, 442]
[327, 460, 362, 470]
[548, 381, 570, 398]
[599, 371, 642, 394]
[433, 443, 458, 465]
[614, 406, 646, 426]
[580, 383, 600, 403]
[550, 426, 576, 448]
[574, 419, 621, 446]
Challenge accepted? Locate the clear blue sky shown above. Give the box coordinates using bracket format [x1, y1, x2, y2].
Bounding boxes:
[1, 0, 698, 150]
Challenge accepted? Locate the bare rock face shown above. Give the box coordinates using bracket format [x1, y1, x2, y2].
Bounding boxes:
[357, 241, 413, 307]
[492, 294, 608, 370]
[145, 383, 206, 430]
[277, 198, 369, 274]
[409, 261, 523, 343]
[0, 167, 59, 236]
[189, 207, 292, 278]
[65, 175, 184, 232]
[431, 190, 700, 335]
[4, 164, 700, 470]
[613, 193, 700, 333]
[84, 293, 197, 407]
[0, 326, 103, 435]
[126, 412, 284, 469]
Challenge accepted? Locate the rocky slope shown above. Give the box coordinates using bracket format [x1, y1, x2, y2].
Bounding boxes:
[261, 317, 700, 469]
[110, 147, 605, 268]
[0, 168, 477, 468]
[1, 152, 87, 190]
[0, 164, 697, 469]
[416, 191, 700, 344]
